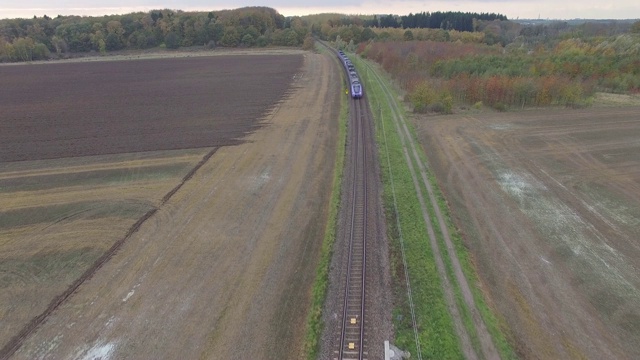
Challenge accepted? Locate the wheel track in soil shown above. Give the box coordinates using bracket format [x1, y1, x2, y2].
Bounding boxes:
[362, 61, 500, 360]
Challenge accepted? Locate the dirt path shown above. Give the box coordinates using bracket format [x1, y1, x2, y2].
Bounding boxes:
[417, 107, 640, 359]
[12, 51, 341, 360]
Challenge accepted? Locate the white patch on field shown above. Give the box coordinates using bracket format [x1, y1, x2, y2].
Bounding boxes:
[497, 171, 546, 204]
[20, 334, 64, 359]
[497, 170, 639, 298]
[247, 168, 271, 192]
[488, 123, 515, 130]
[180, 293, 194, 312]
[581, 200, 621, 232]
[122, 290, 134, 302]
[122, 283, 140, 302]
[76, 341, 116, 360]
[104, 316, 115, 329]
[170, 293, 196, 322]
[585, 195, 640, 231]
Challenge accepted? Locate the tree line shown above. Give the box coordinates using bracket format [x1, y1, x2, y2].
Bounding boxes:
[0, 7, 309, 62]
[1, 8, 512, 62]
[363, 12, 507, 32]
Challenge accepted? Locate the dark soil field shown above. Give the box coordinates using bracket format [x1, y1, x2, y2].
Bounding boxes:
[0, 54, 301, 162]
[417, 106, 640, 359]
[1, 51, 341, 359]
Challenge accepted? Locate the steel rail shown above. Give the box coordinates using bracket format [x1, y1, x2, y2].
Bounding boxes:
[338, 95, 369, 360]
[316, 39, 370, 360]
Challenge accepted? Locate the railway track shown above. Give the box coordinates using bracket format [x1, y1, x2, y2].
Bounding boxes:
[317, 40, 382, 360]
[338, 98, 370, 360]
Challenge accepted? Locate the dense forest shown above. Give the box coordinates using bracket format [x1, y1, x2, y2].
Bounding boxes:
[352, 19, 640, 111]
[0, 7, 309, 61]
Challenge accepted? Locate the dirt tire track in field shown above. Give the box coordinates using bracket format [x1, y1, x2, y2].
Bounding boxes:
[365, 61, 500, 359]
[161, 148, 218, 205]
[0, 148, 218, 359]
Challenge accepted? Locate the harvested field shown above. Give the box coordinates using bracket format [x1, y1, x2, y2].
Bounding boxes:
[1, 50, 341, 359]
[417, 106, 640, 359]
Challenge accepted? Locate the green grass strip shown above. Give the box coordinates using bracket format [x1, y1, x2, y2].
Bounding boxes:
[391, 114, 484, 355]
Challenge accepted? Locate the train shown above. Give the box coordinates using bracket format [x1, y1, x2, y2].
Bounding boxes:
[338, 50, 363, 99]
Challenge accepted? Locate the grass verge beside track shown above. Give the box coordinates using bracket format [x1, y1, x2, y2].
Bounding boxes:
[358, 57, 461, 358]
[302, 50, 349, 359]
[354, 55, 515, 359]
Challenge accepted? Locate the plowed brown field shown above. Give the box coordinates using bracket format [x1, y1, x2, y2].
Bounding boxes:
[0, 54, 300, 162]
[417, 106, 640, 359]
[1, 50, 340, 359]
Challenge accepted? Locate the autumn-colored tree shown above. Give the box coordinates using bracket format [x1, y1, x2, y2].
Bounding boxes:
[219, 27, 240, 47]
[302, 35, 315, 51]
[0, 37, 12, 61]
[403, 30, 414, 41]
[91, 22, 106, 53]
[106, 20, 124, 39]
[11, 37, 35, 61]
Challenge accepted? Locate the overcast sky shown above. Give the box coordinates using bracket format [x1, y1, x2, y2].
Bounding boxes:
[1, 0, 639, 20]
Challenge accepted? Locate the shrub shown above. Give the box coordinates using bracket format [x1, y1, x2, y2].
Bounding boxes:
[32, 43, 50, 60]
[241, 34, 255, 47]
[256, 35, 269, 47]
[164, 32, 181, 49]
[441, 94, 453, 114]
[427, 102, 445, 113]
[492, 102, 508, 111]
[105, 33, 123, 51]
[409, 81, 437, 112]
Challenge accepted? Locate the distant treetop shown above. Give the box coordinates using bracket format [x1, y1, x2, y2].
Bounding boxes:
[363, 12, 508, 31]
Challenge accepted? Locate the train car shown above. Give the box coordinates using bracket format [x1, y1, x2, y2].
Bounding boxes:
[337, 49, 364, 99]
[351, 81, 363, 99]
